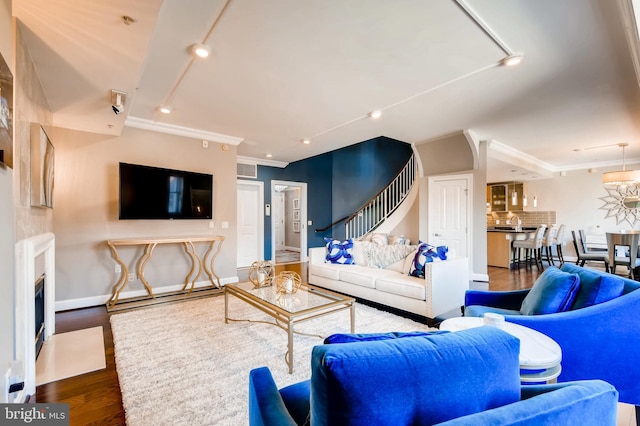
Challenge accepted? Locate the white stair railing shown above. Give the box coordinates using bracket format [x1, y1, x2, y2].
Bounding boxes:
[345, 154, 416, 239]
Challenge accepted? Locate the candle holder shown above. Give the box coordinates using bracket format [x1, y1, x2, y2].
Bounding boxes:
[248, 260, 274, 288]
[274, 271, 302, 294]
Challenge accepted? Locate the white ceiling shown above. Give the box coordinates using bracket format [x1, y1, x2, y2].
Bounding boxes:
[12, 0, 640, 182]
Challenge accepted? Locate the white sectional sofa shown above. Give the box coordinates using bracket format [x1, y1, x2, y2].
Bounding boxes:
[308, 246, 469, 321]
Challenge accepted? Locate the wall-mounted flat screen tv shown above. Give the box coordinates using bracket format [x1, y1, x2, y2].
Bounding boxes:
[119, 162, 213, 220]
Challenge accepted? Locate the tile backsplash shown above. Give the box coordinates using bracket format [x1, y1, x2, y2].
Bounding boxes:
[487, 211, 557, 228]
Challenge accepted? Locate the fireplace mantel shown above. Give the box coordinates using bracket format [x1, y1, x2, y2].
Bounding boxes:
[15, 232, 55, 401]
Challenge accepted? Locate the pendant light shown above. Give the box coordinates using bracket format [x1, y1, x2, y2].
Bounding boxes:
[523, 194, 528, 207]
[602, 143, 640, 186]
[533, 194, 538, 208]
[511, 182, 517, 206]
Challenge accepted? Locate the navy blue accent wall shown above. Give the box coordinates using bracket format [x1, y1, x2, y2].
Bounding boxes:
[251, 152, 334, 260]
[241, 137, 412, 259]
[331, 137, 413, 239]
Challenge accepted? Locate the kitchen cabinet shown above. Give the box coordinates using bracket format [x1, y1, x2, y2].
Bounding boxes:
[487, 183, 526, 212]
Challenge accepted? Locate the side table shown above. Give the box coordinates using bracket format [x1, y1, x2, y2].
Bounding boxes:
[440, 317, 562, 383]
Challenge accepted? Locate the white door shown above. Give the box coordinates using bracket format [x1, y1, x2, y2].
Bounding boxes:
[273, 192, 285, 250]
[428, 176, 470, 259]
[237, 181, 263, 268]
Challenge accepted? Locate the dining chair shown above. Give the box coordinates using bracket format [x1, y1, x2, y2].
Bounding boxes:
[578, 229, 608, 252]
[606, 231, 640, 279]
[571, 230, 609, 272]
[513, 225, 547, 270]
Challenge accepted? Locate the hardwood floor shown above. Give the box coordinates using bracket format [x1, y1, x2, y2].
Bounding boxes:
[35, 264, 537, 425]
[35, 306, 125, 425]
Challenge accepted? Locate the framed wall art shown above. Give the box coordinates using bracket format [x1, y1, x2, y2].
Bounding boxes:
[30, 123, 55, 208]
[0, 50, 13, 168]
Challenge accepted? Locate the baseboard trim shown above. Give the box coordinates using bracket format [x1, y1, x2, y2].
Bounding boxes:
[55, 276, 240, 311]
[472, 273, 489, 282]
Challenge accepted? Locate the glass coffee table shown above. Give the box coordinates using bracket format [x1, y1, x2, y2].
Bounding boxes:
[224, 281, 355, 373]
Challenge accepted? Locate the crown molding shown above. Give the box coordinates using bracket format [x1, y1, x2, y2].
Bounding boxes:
[237, 155, 288, 169]
[489, 140, 640, 176]
[488, 140, 554, 177]
[125, 116, 244, 145]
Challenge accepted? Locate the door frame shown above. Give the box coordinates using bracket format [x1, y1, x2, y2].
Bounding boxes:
[427, 173, 473, 271]
[237, 180, 264, 266]
[273, 191, 285, 250]
[271, 180, 308, 262]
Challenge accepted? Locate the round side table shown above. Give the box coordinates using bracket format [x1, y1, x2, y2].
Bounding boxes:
[440, 317, 562, 383]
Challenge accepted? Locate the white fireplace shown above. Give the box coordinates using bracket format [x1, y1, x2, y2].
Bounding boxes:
[15, 232, 55, 400]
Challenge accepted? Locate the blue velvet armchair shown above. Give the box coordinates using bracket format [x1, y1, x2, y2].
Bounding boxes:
[248, 327, 618, 426]
[465, 263, 640, 413]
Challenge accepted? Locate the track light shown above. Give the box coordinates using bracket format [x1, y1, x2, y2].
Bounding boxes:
[501, 54, 523, 67]
[190, 43, 211, 58]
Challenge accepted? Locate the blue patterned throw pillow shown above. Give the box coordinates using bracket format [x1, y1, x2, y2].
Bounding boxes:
[324, 238, 355, 264]
[408, 242, 448, 278]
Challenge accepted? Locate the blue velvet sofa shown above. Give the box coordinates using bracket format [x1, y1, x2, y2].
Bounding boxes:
[465, 263, 640, 412]
[248, 327, 618, 425]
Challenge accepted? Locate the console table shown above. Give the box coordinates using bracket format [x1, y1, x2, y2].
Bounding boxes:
[106, 235, 225, 310]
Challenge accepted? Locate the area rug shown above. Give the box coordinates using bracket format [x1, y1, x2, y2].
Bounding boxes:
[36, 326, 106, 385]
[110, 295, 434, 425]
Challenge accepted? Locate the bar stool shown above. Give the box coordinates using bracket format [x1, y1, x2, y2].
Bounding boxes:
[513, 225, 547, 270]
[553, 225, 566, 265]
[542, 225, 558, 266]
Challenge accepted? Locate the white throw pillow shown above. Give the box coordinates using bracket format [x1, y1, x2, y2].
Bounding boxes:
[403, 249, 418, 275]
[389, 235, 407, 245]
[351, 241, 374, 267]
[370, 244, 417, 269]
[385, 257, 406, 273]
[370, 233, 390, 246]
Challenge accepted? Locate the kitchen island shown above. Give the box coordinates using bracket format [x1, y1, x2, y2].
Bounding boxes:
[487, 228, 536, 268]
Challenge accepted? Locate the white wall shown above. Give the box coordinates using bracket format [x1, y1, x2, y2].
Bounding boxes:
[522, 161, 640, 258]
[416, 133, 488, 280]
[51, 126, 239, 308]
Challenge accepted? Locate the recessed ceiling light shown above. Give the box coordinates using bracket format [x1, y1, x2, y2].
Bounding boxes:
[190, 43, 211, 58]
[266, 154, 273, 158]
[301, 139, 311, 145]
[159, 106, 172, 114]
[369, 110, 382, 119]
[501, 54, 523, 67]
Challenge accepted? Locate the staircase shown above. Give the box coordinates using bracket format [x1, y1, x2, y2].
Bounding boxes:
[345, 153, 417, 239]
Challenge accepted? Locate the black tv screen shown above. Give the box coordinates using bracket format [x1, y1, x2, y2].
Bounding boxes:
[119, 162, 213, 220]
